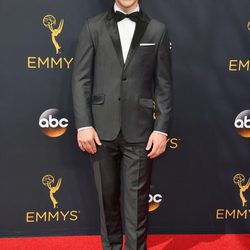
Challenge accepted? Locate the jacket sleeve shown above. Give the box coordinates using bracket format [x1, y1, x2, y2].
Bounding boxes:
[71, 18, 95, 129]
[153, 26, 173, 135]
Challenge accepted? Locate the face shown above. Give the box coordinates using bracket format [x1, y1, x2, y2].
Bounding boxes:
[115, 0, 139, 9]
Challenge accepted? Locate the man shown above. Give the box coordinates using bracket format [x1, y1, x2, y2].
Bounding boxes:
[71, 0, 172, 249]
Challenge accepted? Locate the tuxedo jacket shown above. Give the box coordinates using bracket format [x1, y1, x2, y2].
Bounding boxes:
[72, 6, 173, 143]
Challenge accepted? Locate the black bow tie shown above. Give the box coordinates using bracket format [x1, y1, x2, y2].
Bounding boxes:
[114, 11, 140, 22]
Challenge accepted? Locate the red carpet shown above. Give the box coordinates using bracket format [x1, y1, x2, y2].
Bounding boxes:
[0, 234, 249, 250]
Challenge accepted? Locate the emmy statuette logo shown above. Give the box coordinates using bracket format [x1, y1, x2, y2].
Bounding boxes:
[216, 173, 250, 220]
[42, 174, 62, 209]
[25, 174, 80, 223]
[43, 15, 64, 54]
[27, 14, 73, 69]
[233, 173, 250, 207]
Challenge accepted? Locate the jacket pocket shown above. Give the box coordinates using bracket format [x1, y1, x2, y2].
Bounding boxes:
[139, 98, 154, 108]
[138, 45, 155, 53]
[91, 94, 105, 105]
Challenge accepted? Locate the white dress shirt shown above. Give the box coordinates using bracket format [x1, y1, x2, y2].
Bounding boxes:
[78, 3, 168, 137]
[114, 3, 138, 63]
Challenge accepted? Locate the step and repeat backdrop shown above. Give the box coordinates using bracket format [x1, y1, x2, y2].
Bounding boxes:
[0, 0, 249, 237]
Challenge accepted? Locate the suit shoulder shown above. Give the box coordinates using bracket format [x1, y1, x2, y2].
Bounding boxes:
[83, 11, 107, 35]
[149, 18, 168, 33]
[86, 11, 107, 25]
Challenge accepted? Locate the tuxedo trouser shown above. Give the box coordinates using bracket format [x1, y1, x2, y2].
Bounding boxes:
[90, 128, 153, 250]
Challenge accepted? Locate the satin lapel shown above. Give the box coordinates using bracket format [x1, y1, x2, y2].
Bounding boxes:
[124, 12, 150, 70]
[104, 15, 124, 68]
[104, 8, 151, 70]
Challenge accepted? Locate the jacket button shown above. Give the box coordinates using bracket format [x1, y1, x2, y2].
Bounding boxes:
[123, 77, 127, 81]
[118, 97, 120, 101]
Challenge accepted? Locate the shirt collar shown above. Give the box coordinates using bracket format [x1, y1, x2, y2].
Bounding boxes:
[114, 2, 140, 14]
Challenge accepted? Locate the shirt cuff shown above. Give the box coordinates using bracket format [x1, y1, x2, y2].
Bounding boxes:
[153, 130, 168, 136]
[77, 126, 93, 132]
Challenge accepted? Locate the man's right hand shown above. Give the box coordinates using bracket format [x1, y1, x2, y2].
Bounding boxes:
[77, 128, 102, 154]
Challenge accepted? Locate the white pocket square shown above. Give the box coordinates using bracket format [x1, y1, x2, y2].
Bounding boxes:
[139, 43, 156, 46]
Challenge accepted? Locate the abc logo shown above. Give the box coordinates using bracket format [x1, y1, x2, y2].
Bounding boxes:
[39, 109, 68, 137]
[234, 110, 250, 138]
[148, 194, 162, 212]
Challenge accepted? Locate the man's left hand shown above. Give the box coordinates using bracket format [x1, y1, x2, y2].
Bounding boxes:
[146, 131, 168, 159]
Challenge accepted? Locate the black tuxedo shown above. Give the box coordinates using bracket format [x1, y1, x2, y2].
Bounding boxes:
[71, 5, 172, 250]
[72, 6, 172, 143]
